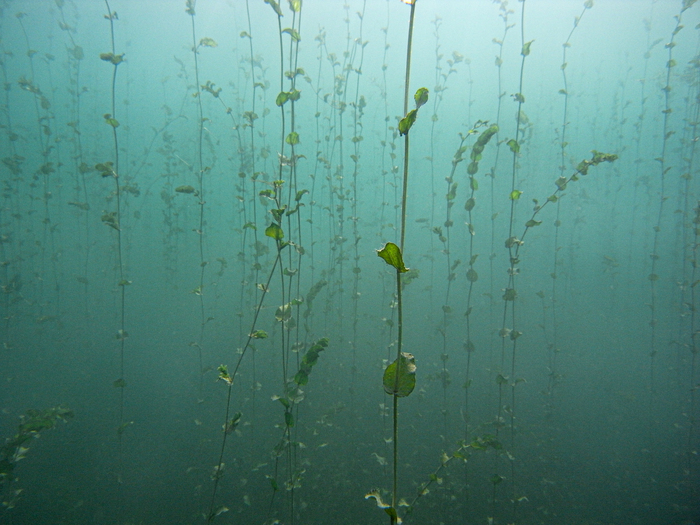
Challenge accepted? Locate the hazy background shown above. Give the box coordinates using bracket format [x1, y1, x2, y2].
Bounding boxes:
[0, 0, 698, 524]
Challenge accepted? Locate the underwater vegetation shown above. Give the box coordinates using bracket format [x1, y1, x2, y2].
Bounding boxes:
[0, 0, 699, 524]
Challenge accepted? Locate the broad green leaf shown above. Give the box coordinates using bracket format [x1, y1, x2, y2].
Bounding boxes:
[510, 190, 522, 200]
[414, 87, 429, 109]
[525, 219, 542, 227]
[264, 0, 284, 16]
[464, 197, 475, 212]
[399, 109, 417, 136]
[507, 139, 520, 153]
[285, 131, 300, 145]
[466, 268, 478, 282]
[265, 223, 284, 240]
[522, 40, 534, 56]
[288, 0, 302, 12]
[276, 91, 289, 106]
[383, 352, 417, 397]
[475, 124, 499, 147]
[282, 28, 301, 41]
[377, 242, 408, 273]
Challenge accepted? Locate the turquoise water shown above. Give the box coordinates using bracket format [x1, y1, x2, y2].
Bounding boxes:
[0, 0, 699, 524]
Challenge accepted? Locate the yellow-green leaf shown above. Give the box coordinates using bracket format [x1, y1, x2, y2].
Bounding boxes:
[377, 242, 408, 273]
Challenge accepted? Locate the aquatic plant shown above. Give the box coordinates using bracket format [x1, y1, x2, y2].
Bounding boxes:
[646, 0, 696, 444]
[185, 0, 218, 400]
[545, 0, 593, 410]
[0, 406, 74, 513]
[491, 2, 533, 518]
[96, 4, 131, 519]
[56, 0, 92, 319]
[373, 1, 430, 523]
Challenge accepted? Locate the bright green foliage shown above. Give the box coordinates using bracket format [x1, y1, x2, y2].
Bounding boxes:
[282, 28, 300, 41]
[377, 242, 408, 273]
[399, 109, 417, 136]
[414, 87, 429, 109]
[285, 131, 300, 145]
[383, 352, 417, 397]
[522, 40, 534, 56]
[399, 87, 430, 136]
[275, 91, 289, 106]
[265, 223, 284, 241]
[264, 0, 284, 16]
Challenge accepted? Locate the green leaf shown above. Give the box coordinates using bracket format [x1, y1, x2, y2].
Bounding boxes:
[265, 0, 284, 16]
[507, 139, 520, 153]
[414, 87, 429, 109]
[265, 223, 284, 240]
[377, 242, 408, 273]
[276, 91, 289, 106]
[466, 268, 478, 282]
[288, 0, 302, 12]
[464, 197, 475, 212]
[510, 190, 522, 200]
[525, 219, 541, 227]
[522, 40, 534, 56]
[284, 411, 294, 427]
[294, 370, 309, 385]
[282, 28, 301, 41]
[175, 185, 196, 194]
[502, 288, 517, 301]
[383, 352, 417, 397]
[285, 131, 300, 145]
[199, 37, 218, 48]
[398, 109, 418, 136]
[250, 329, 268, 339]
